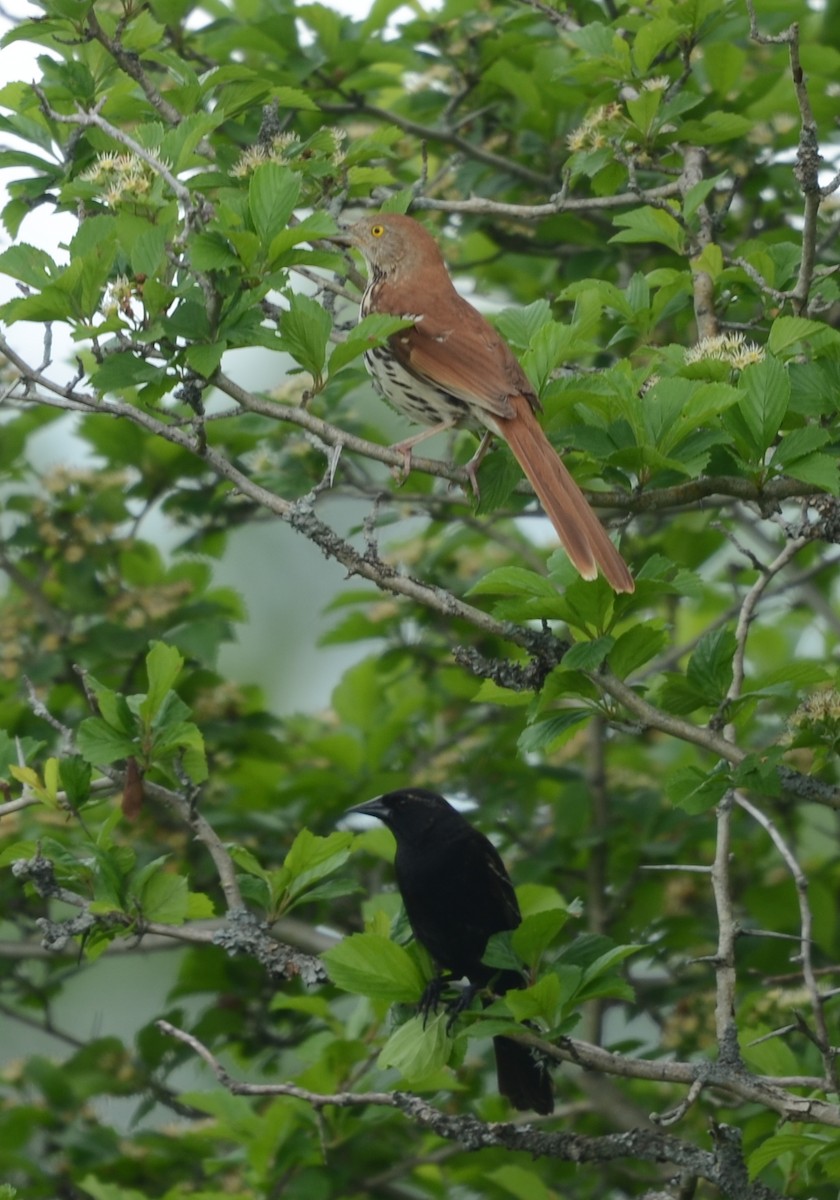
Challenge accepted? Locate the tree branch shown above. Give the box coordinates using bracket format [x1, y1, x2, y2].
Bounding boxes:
[156, 1020, 787, 1198]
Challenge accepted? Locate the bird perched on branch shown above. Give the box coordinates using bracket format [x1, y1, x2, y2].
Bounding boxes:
[330, 212, 634, 593]
[349, 786, 554, 1114]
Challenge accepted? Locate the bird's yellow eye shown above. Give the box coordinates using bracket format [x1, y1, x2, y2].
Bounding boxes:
[371, 224, 385, 237]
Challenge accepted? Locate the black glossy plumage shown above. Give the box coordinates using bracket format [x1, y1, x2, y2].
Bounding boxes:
[351, 787, 553, 1115]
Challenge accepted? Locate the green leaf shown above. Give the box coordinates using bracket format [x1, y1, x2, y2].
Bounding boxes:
[278, 292, 332, 380]
[0, 242, 57, 287]
[139, 869, 188, 924]
[665, 765, 730, 814]
[512, 908, 570, 966]
[518, 709, 592, 754]
[770, 425, 830, 467]
[468, 567, 560, 602]
[249, 163, 300, 245]
[184, 342, 225, 378]
[153, 720, 208, 783]
[138, 641, 184, 725]
[91, 354, 168, 393]
[782, 453, 839, 490]
[494, 300, 552, 350]
[58, 756, 92, 807]
[683, 172, 728, 223]
[487, 1166, 553, 1200]
[610, 206, 685, 254]
[687, 627, 736, 702]
[767, 316, 829, 357]
[328, 312, 413, 376]
[682, 111, 754, 144]
[85, 677, 135, 734]
[283, 828, 354, 905]
[608, 625, 667, 678]
[736, 356, 789, 455]
[633, 17, 682, 71]
[323, 933, 426, 1002]
[378, 1011, 452, 1082]
[504, 973, 562, 1025]
[748, 1132, 831, 1180]
[563, 636, 614, 671]
[482, 929, 524, 973]
[189, 231, 241, 270]
[229, 845, 272, 882]
[580, 942, 643, 985]
[76, 718, 138, 765]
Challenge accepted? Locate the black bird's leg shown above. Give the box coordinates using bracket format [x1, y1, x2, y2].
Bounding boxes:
[444, 982, 481, 1033]
[419, 975, 447, 1025]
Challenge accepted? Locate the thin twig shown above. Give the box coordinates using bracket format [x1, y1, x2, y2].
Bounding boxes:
[734, 790, 838, 1090]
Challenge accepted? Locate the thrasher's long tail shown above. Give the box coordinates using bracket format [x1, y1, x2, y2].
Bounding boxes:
[499, 396, 634, 593]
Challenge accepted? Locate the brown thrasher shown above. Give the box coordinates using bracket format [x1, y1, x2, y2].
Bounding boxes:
[332, 213, 634, 593]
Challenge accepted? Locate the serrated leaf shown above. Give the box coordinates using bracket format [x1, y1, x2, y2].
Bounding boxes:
[278, 292, 331, 380]
[59, 756, 92, 807]
[229, 845, 272, 882]
[748, 1132, 830, 1179]
[608, 625, 667, 678]
[633, 16, 682, 71]
[683, 172, 728, 223]
[504, 973, 562, 1024]
[378, 1011, 452, 1081]
[783, 453, 839, 491]
[767, 316, 828, 357]
[76, 718, 138, 765]
[610, 206, 685, 254]
[139, 870, 188, 924]
[517, 709, 592, 754]
[185, 342, 225, 378]
[665, 765, 730, 813]
[563, 636, 614, 671]
[580, 942, 643, 983]
[736, 356, 789, 455]
[284, 828, 354, 902]
[494, 300, 553, 350]
[91, 353, 168, 393]
[8, 765, 40, 790]
[186, 891, 216, 919]
[512, 908, 570, 966]
[482, 929, 524, 973]
[0, 241, 57, 287]
[139, 641, 184, 725]
[328, 312, 412, 376]
[686, 627, 736, 701]
[249, 163, 300, 244]
[768, 424, 830, 468]
[468, 567, 559, 601]
[323, 933, 425, 1002]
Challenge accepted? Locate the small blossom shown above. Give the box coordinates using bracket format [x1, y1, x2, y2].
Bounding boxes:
[231, 146, 269, 177]
[566, 105, 621, 152]
[728, 340, 765, 369]
[790, 688, 840, 729]
[684, 332, 764, 368]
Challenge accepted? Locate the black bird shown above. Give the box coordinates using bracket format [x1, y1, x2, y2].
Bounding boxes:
[350, 787, 553, 1114]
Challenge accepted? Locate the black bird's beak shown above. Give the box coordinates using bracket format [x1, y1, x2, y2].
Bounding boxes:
[323, 226, 356, 247]
[346, 796, 387, 821]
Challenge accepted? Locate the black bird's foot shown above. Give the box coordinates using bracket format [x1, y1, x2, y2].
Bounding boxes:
[418, 977, 481, 1032]
[418, 976, 446, 1026]
[444, 982, 481, 1033]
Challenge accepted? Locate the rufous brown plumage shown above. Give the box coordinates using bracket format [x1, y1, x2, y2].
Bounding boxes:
[334, 213, 634, 593]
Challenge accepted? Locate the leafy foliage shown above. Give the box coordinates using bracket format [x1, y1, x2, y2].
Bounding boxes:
[1, 0, 840, 1197]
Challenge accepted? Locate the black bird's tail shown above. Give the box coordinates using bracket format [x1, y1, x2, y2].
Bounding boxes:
[493, 1035, 554, 1115]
